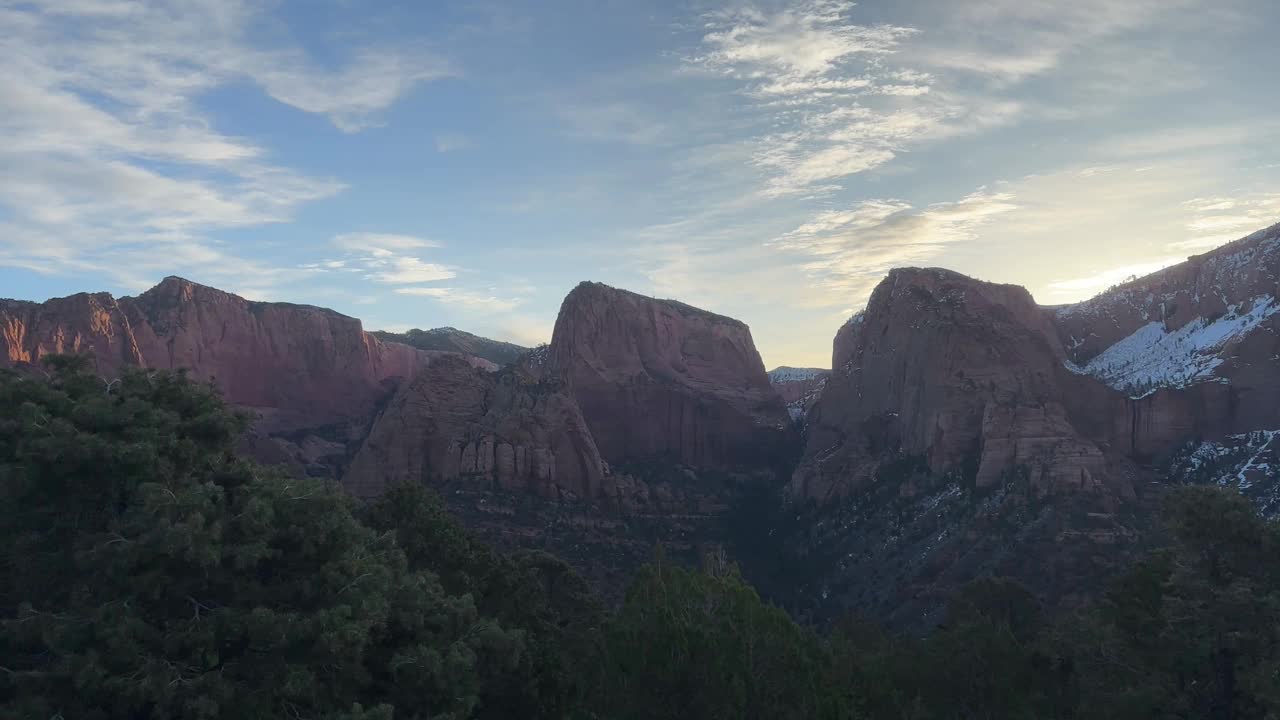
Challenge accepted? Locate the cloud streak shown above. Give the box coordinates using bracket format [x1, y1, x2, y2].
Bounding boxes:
[395, 287, 523, 313]
[685, 1, 1022, 197]
[771, 190, 1020, 304]
[0, 0, 446, 290]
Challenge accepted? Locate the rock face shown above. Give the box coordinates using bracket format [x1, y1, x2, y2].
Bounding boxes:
[1169, 430, 1280, 519]
[1, 277, 428, 429]
[0, 277, 440, 475]
[768, 367, 830, 422]
[793, 268, 1115, 502]
[124, 277, 429, 431]
[778, 268, 1142, 629]
[548, 282, 794, 470]
[779, 225, 1280, 629]
[1053, 223, 1280, 460]
[346, 286, 795, 602]
[346, 354, 605, 500]
[1, 292, 146, 377]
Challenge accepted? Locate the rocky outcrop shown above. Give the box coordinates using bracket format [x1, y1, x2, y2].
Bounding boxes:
[776, 268, 1142, 629]
[346, 354, 605, 500]
[547, 282, 794, 469]
[0, 276, 443, 475]
[780, 226, 1280, 629]
[1, 277, 430, 429]
[1, 292, 145, 377]
[793, 268, 1116, 502]
[768, 367, 830, 422]
[1053, 223, 1280, 459]
[123, 277, 429, 431]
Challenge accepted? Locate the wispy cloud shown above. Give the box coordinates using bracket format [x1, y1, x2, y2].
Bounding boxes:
[326, 233, 457, 284]
[685, 1, 1021, 197]
[395, 286, 522, 313]
[1173, 193, 1280, 250]
[692, 0, 916, 80]
[0, 0, 446, 290]
[770, 190, 1020, 304]
[334, 233, 444, 255]
[917, 0, 1202, 83]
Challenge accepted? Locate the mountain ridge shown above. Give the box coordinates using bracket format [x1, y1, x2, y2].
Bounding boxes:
[5, 224, 1280, 629]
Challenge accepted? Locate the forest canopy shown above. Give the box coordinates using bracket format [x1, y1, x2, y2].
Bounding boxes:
[3, 359, 1280, 719]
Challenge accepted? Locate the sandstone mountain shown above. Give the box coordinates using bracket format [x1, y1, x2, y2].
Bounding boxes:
[547, 282, 794, 470]
[346, 354, 605, 500]
[6, 223, 1278, 629]
[372, 326, 528, 366]
[1053, 222, 1280, 459]
[0, 277, 488, 476]
[793, 268, 1118, 502]
[774, 223, 1280, 628]
[767, 367, 830, 423]
[344, 281, 797, 596]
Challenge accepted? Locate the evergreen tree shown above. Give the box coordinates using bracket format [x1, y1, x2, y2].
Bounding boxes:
[362, 483, 605, 719]
[595, 549, 856, 720]
[0, 359, 521, 719]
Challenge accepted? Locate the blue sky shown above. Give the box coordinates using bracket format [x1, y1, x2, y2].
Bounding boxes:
[1, 0, 1278, 367]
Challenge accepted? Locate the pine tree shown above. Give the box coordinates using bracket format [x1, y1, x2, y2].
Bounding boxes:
[0, 359, 522, 719]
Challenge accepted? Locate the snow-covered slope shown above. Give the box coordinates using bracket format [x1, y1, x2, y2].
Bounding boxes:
[1169, 430, 1280, 518]
[1066, 295, 1279, 398]
[768, 367, 831, 422]
[1054, 223, 1280, 400]
[768, 366, 830, 383]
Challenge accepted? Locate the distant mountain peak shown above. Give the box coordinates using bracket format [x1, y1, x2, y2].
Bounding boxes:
[372, 326, 527, 366]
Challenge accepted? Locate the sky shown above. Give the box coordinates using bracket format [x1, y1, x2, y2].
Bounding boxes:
[1, 0, 1278, 368]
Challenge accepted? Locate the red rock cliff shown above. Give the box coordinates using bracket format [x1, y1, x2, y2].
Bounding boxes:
[547, 281, 794, 469]
[1, 276, 427, 432]
[793, 268, 1117, 501]
[1052, 223, 1280, 459]
[345, 354, 605, 500]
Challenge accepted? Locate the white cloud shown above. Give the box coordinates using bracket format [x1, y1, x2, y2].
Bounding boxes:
[770, 190, 1020, 304]
[325, 233, 456, 284]
[246, 49, 451, 133]
[694, 1, 916, 79]
[334, 233, 443, 254]
[395, 287, 522, 313]
[0, 0, 445, 290]
[685, 2, 1023, 197]
[368, 257, 457, 284]
[1173, 193, 1280, 251]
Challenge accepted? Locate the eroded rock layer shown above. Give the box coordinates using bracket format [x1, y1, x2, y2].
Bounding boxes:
[548, 281, 794, 470]
[794, 268, 1117, 502]
[346, 355, 605, 500]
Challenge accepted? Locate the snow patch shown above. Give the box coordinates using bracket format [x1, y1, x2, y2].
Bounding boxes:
[1170, 430, 1280, 518]
[768, 366, 830, 383]
[1067, 295, 1279, 397]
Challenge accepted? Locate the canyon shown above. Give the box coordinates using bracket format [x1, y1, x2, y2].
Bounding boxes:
[3, 221, 1278, 627]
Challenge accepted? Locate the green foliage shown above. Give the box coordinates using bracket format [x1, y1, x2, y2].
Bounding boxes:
[8, 358, 1280, 720]
[802, 486, 1280, 720]
[362, 483, 605, 720]
[1062, 486, 1280, 720]
[594, 548, 856, 720]
[0, 359, 521, 719]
